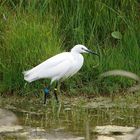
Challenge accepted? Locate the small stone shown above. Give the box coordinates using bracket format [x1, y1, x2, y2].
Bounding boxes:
[94, 125, 135, 135]
[64, 108, 71, 111]
[0, 108, 18, 126]
[18, 132, 30, 136]
[97, 136, 115, 140]
[0, 125, 23, 133]
[30, 127, 46, 132]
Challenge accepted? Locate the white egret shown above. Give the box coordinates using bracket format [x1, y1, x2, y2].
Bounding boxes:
[23, 44, 98, 104]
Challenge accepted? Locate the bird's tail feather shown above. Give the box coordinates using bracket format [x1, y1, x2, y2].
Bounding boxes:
[23, 69, 38, 83]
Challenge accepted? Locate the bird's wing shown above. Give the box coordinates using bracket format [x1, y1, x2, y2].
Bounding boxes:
[23, 52, 73, 82]
[24, 52, 69, 74]
[44, 58, 74, 83]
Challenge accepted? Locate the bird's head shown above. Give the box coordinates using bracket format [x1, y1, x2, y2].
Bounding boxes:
[71, 44, 99, 56]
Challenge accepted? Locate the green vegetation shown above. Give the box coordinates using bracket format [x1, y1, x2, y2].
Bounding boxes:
[0, 0, 140, 95]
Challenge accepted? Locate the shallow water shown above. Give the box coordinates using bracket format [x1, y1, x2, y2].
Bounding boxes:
[0, 95, 140, 140]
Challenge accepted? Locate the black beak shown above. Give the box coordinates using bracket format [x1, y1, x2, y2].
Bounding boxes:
[85, 49, 99, 56]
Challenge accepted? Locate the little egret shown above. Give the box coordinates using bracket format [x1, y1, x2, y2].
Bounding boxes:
[23, 44, 98, 104]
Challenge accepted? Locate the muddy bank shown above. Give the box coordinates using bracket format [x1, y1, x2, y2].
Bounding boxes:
[0, 95, 140, 139]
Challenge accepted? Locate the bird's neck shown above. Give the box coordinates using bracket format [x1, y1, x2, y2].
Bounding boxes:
[71, 52, 84, 61]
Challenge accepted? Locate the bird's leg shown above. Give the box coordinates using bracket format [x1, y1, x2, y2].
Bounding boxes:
[54, 82, 59, 103]
[44, 84, 51, 104]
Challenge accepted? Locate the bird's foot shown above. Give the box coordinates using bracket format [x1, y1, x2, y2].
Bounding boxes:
[44, 88, 49, 94]
[54, 88, 59, 103]
[44, 88, 51, 104]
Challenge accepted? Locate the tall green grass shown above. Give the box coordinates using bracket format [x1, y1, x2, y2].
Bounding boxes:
[0, 0, 140, 95]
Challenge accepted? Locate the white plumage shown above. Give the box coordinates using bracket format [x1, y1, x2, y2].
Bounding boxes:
[23, 44, 97, 84]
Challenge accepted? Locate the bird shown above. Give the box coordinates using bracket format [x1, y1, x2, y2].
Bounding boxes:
[23, 44, 99, 104]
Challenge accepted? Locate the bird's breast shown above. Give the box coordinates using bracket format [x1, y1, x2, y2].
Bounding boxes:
[74, 54, 84, 68]
[69, 53, 84, 75]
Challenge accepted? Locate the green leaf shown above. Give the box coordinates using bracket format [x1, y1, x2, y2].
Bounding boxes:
[111, 31, 122, 39]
